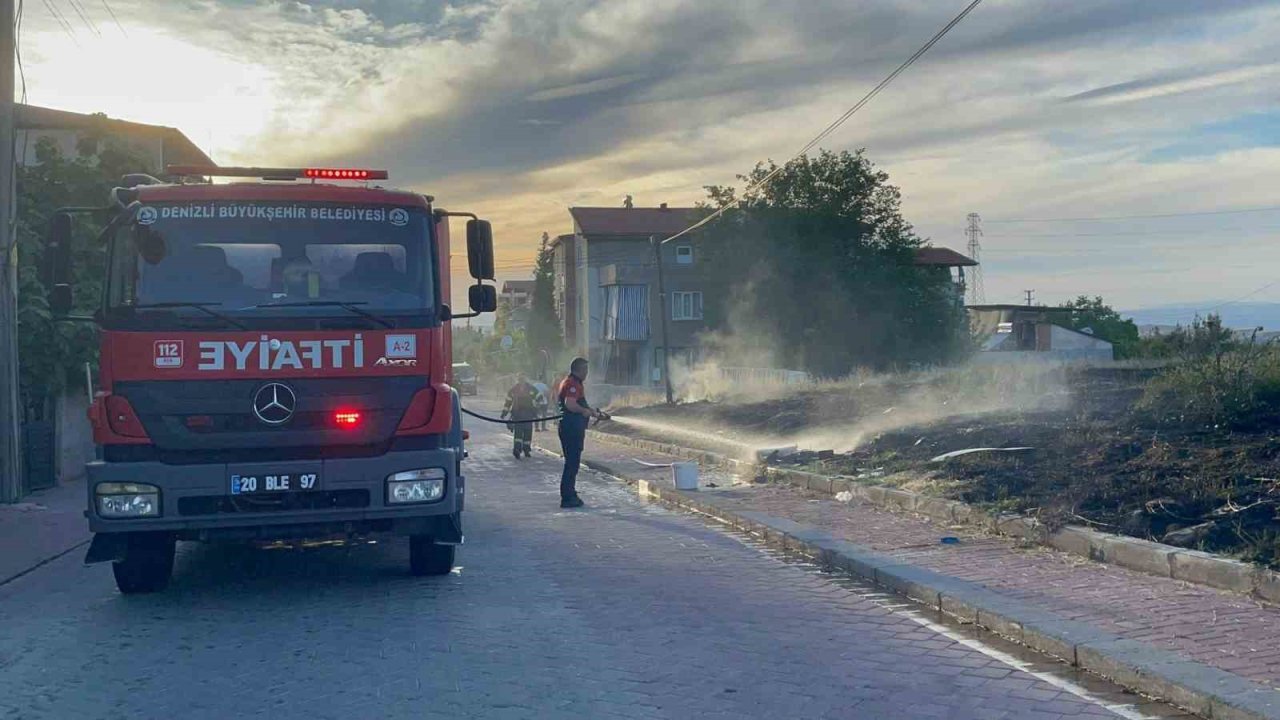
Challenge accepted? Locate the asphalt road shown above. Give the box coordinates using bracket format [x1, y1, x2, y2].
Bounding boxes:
[0, 416, 1186, 719]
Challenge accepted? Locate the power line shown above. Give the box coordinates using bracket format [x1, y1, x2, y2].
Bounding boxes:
[659, 0, 984, 246]
[64, 0, 98, 36]
[40, 0, 75, 43]
[986, 226, 1280, 239]
[986, 204, 1280, 224]
[1206, 279, 1280, 314]
[453, 247, 657, 268]
[97, 0, 123, 36]
[67, 0, 97, 35]
[981, 237, 1266, 255]
[451, 258, 538, 269]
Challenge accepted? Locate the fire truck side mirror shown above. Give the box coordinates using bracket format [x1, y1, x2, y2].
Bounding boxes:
[466, 219, 495, 280]
[468, 284, 497, 313]
[46, 213, 74, 317]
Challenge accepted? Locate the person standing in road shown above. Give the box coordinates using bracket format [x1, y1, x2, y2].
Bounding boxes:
[556, 357, 608, 508]
[501, 373, 539, 459]
[532, 378, 550, 431]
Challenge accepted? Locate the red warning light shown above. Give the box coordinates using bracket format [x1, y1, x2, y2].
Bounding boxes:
[303, 168, 388, 181]
[334, 410, 363, 428]
[165, 166, 389, 181]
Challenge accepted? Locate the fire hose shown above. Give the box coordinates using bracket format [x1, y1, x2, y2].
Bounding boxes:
[459, 406, 612, 426]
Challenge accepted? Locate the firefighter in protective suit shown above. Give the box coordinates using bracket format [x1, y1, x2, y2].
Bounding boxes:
[502, 374, 539, 459]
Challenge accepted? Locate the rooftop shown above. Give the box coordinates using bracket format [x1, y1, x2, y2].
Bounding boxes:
[16, 103, 213, 166]
[914, 247, 977, 267]
[570, 206, 703, 237]
[967, 304, 1074, 312]
[502, 280, 536, 293]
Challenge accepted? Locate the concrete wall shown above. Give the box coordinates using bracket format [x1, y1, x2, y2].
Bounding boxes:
[553, 239, 572, 343]
[56, 391, 94, 483]
[591, 383, 664, 408]
[1049, 324, 1112, 352]
[562, 228, 714, 386]
[586, 238, 711, 386]
[973, 350, 1115, 366]
[575, 237, 590, 356]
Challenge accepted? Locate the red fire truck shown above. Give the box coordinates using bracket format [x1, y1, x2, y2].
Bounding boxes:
[44, 165, 497, 593]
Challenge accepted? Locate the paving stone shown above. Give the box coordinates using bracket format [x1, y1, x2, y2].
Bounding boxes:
[566, 433, 1280, 693]
[0, 420, 1191, 719]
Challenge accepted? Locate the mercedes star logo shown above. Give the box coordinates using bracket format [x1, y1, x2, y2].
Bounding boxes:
[252, 383, 296, 426]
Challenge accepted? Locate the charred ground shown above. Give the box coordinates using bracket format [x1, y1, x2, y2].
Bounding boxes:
[608, 366, 1280, 567]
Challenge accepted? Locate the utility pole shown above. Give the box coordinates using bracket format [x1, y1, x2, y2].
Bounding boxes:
[1024, 289, 1035, 306]
[0, 0, 19, 503]
[965, 213, 984, 305]
[651, 235, 674, 405]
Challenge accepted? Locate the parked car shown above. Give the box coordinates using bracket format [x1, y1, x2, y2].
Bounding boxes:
[453, 362, 478, 395]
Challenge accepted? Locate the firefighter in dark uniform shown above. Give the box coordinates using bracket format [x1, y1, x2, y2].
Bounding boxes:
[556, 357, 608, 508]
[502, 373, 539, 459]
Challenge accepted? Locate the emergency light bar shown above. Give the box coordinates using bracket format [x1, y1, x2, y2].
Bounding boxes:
[165, 165, 389, 181]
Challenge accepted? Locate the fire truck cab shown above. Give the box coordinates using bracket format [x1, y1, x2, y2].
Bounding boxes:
[45, 165, 497, 593]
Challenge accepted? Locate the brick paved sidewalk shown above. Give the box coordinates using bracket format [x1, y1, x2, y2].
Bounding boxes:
[0, 477, 89, 586]
[536, 430, 1280, 690]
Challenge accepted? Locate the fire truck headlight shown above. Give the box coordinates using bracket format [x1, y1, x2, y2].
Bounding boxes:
[96, 483, 161, 518]
[387, 469, 445, 504]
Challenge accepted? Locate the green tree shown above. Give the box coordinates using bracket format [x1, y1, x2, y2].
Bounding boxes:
[1058, 296, 1140, 358]
[526, 232, 562, 380]
[699, 149, 968, 375]
[16, 138, 152, 420]
[1137, 313, 1238, 360]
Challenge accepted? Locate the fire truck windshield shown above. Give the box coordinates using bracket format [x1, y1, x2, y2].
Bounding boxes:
[104, 201, 434, 325]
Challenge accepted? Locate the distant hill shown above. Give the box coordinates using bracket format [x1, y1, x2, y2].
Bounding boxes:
[1122, 302, 1280, 330]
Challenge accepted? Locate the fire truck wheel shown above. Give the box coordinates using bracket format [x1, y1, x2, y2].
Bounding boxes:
[112, 532, 176, 594]
[409, 535, 455, 576]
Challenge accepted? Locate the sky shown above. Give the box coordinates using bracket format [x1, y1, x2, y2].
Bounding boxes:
[20, 0, 1280, 313]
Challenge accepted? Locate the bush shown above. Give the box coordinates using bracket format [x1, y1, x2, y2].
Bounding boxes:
[1136, 322, 1280, 427]
[17, 137, 152, 421]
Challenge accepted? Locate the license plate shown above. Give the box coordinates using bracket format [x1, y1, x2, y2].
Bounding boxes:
[230, 472, 318, 495]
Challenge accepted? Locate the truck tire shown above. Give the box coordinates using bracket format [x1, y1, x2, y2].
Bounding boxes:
[409, 535, 455, 576]
[112, 532, 176, 594]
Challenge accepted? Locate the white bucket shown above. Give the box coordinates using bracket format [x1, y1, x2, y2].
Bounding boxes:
[671, 462, 699, 491]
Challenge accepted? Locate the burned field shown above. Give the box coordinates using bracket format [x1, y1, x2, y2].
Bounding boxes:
[608, 366, 1280, 567]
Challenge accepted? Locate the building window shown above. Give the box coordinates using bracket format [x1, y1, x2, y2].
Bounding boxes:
[671, 291, 703, 321]
[675, 245, 694, 265]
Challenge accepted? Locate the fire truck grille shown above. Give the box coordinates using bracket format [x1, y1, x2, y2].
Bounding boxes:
[177, 490, 370, 516]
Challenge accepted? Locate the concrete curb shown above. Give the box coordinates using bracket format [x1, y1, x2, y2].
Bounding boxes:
[559, 445, 1280, 720]
[586, 429, 1280, 605]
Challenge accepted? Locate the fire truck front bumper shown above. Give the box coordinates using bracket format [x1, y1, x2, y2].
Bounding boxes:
[84, 448, 464, 544]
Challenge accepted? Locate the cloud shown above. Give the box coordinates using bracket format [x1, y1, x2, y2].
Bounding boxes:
[23, 0, 1280, 309]
[1064, 63, 1280, 106]
[526, 73, 645, 101]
